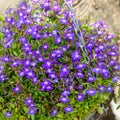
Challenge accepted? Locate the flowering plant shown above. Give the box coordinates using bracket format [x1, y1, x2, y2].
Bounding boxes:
[0, 0, 120, 120]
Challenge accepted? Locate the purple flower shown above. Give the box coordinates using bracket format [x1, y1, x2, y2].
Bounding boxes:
[108, 51, 118, 56]
[110, 44, 118, 51]
[26, 70, 35, 79]
[10, 60, 21, 67]
[85, 42, 94, 51]
[18, 37, 27, 43]
[41, 44, 49, 51]
[4, 38, 14, 48]
[0, 65, 4, 74]
[64, 32, 75, 41]
[86, 89, 97, 96]
[41, 0, 51, 11]
[92, 67, 102, 74]
[76, 94, 85, 102]
[30, 61, 38, 68]
[97, 44, 106, 52]
[2, 56, 10, 62]
[52, 2, 61, 13]
[60, 65, 70, 77]
[64, 106, 73, 113]
[13, 84, 22, 93]
[106, 85, 114, 92]
[27, 107, 37, 115]
[92, 21, 108, 29]
[74, 72, 84, 79]
[0, 74, 7, 82]
[45, 85, 54, 91]
[114, 64, 120, 70]
[77, 84, 83, 92]
[97, 30, 104, 36]
[32, 77, 39, 85]
[5, 17, 15, 25]
[51, 109, 58, 116]
[109, 59, 117, 66]
[4, 111, 12, 118]
[59, 18, 68, 25]
[106, 34, 115, 41]
[101, 69, 110, 79]
[52, 30, 59, 37]
[74, 63, 87, 70]
[45, 68, 53, 74]
[48, 72, 57, 80]
[54, 36, 62, 44]
[59, 97, 69, 104]
[71, 50, 81, 62]
[24, 97, 34, 107]
[96, 53, 107, 61]
[40, 80, 52, 87]
[60, 45, 69, 52]
[42, 59, 53, 69]
[98, 85, 106, 93]
[50, 49, 63, 60]
[23, 59, 31, 67]
[62, 90, 70, 97]
[87, 76, 96, 83]
[112, 76, 119, 82]
[37, 55, 44, 62]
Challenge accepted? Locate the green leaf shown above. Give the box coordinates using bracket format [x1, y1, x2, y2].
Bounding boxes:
[23, 107, 28, 112]
[97, 107, 104, 114]
[15, 108, 18, 113]
[0, 32, 4, 39]
[0, 97, 4, 103]
[56, 103, 65, 107]
[0, 105, 3, 110]
[31, 115, 35, 120]
[12, 50, 18, 56]
[10, 103, 15, 109]
[116, 105, 120, 110]
[0, 15, 5, 21]
[56, 112, 64, 118]
[19, 116, 26, 120]
[70, 97, 75, 104]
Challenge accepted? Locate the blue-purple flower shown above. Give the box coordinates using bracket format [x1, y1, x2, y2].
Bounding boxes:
[51, 109, 58, 116]
[59, 97, 69, 104]
[4, 111, 12, 118]
[27, 107, 37, 115]
[86, 89, 97, 96]
[13, 84, 22, 93]
[60, 65, 70, 77]
[76, 94, 85, 102]
[64, 106, 73, 113]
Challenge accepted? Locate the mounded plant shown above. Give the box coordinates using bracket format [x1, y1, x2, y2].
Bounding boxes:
[0, 0, 120, 120]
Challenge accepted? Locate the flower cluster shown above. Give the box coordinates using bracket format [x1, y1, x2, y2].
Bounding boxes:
[0, 0, 120, 119]
[24, 97, 37, 115]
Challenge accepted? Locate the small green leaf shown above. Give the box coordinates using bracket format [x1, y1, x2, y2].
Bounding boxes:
[31, 115, 35, 120]
[0, 32, 4, 39]
[0, 14, 5, 21]
[19, 116, 26, 120]
[97, 107, 104, 114]
[116, 105, 120, 110]
[56, 112, 64, 118]
[70, 97, 75, 104]
[10, 103, 15, 108]
[56, 103, 65, 107]
[0, 97, 4, 103]
[12, 51, 18, 56]
[23, 107, 28, 112]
